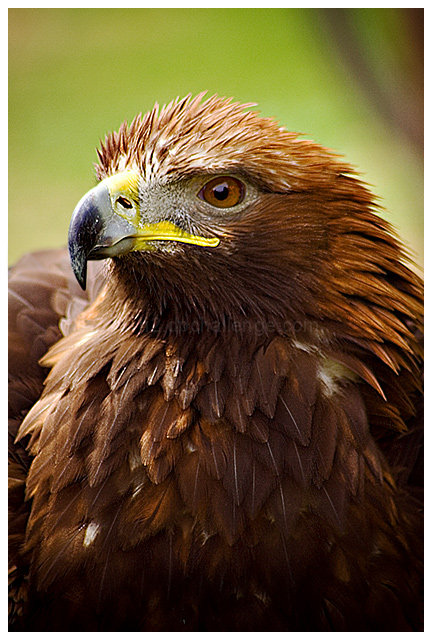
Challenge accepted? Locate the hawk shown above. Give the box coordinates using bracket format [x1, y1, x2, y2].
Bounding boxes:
[9, 93, 423, 631]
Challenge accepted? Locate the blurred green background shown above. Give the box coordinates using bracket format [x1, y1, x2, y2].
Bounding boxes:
[9, 8, 423, 268]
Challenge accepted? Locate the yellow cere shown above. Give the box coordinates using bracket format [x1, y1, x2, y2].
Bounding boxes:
[103, 170, 141, 197]
[103, 170, 141, 225]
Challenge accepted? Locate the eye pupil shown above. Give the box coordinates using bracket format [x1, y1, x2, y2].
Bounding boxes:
[213, 183, 229, 200]
[116, 196, 133, 209]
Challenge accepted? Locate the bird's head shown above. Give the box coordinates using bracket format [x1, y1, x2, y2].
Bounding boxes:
[68, 93, 419, 338]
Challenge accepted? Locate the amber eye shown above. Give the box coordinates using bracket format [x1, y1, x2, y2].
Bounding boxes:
[116, 196, 133, 209]
[198, 176, 245, 208]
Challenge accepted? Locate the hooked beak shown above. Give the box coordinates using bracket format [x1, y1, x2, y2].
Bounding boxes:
[68, 171, 220, 290]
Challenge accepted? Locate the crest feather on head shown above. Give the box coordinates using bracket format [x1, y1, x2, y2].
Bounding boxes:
[95, 93, 352, 190]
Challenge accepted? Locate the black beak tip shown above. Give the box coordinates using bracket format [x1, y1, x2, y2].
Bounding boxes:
[68, 241, 88, 291]
[75, 264, 88, 291]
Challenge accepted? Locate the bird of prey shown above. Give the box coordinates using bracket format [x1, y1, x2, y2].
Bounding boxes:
[9, 93, 423, 631]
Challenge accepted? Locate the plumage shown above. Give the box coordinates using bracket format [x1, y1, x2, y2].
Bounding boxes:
[9, 93, 423, 631]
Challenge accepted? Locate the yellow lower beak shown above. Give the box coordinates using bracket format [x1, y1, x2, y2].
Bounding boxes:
[132, 220, 220, 250]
